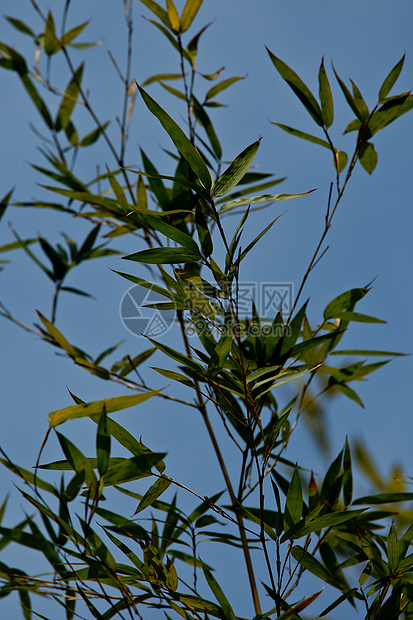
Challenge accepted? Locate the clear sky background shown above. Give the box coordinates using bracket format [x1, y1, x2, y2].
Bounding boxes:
[1, 1, 413, 618]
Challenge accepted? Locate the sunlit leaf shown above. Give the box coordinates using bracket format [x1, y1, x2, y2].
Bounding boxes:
[180, 0, 203, 33]
[213, 140, 260, 198]
[219, 190, 313, 213]
[48, 392, 158, 427]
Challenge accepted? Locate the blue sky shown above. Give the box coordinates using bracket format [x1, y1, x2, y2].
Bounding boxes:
[1, 1, 413, 618]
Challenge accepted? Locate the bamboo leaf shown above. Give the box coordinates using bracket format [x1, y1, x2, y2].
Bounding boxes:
[48, 392, 158, 427]
[138, 85, 212, 190]
[284, 467, 303, 531]
[267, 49, 323, 126]
[36, 312, 76, 357]
[219, 190, 313, 213]
[291, 545, 340, 589]
[318, 57, 334, 127]
[139, 212, 200, 253]
[139, 0, 171, 29]
[358, 141, 378, 174]
[387, 522, 399, 572]
[205, 76, 244, 101]
[323, 287, 368, 320]
[333, 65, 364, 122]
[273, 123, 330, 148]
[55, 64, 83, 131]
[379, 55, 405, 101]
[166, 0, 180, 32]
[201, 561, 237, 620]
[134, 477, 172, 514]
[208, 324, 232, 377]
[353, 492, 413, 505]
[180, 0, 203, 33]
[123, 246, 200, 264]
[96, 408, 110, 477]
[103, 453, 166, 486]
[213, 140, 260, 197]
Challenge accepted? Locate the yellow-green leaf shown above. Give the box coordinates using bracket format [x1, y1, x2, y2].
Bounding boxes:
[48, 392, 158, 427]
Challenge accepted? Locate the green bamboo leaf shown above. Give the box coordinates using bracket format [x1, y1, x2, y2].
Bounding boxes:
[142, 72, 182, 86]
[291, 545, 340, 589]
[134, 477, 172, 514]
[379, 55, 405, 101]
[36, 311, 76, 357]
[103, 453, 166, 486]
[0, 458, 57, 496]
[139, 0, 171, 29]
[331, 349, 405, 357]
[55, 64, 83, 131]
[147, 337, 205, 374]
[351, 80, 369, 121]
[80, 121, 110, 147]
[387, 522, 399, 572]
[205, 76, 244, 101]
[201, 561, 237, 620]
[192, 96, 222, 160]
[344, 118, 362, 134]
[282, 509, 365, 543]
[180, 0, 203, 33]
[320, 589, 361, 617]
[323, 287, 368, 320]
[335, 310, 385, 323]
[139, 212, 200, 253]
[44, 11, 59, 55]
[284, 467, 303, 531]
[267, 49, 323, 126]
[318, 58, 334, 127]
[368, 93, 412, 135]
[358, 141, 378, 174]
[335, 149, 348, 172]
[208, 324, 232, 377]
[56, 432, 97, 487]
[166, 0, 180, 32]
[213, 140, 260, 197]
[273, 122, 330, 148]
[343, 438, 353, 507]
[60, 20, 89, 46]
[160, 81, 186, 100]
[219, 190, 313, 213]
[96, 408, 110, 477]
[123, 246, 200, 264]
[195, 204, 213, 257]
[0, 189, 13, 223]
[332, 65, 365, 122]
[138, 85, 212, 190]
[20, 74, 53, 129]
[353, 492, 413, 505]
[153, 367, 196, 389]
[48, 391, 158, 427]
[5, 16, 34, 36]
